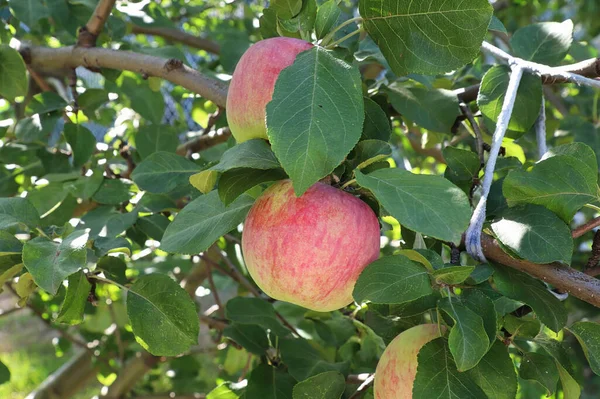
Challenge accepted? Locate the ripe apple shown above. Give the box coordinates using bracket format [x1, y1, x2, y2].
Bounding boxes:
[226, 37, 313, 143]
[374, 324, 444, 399]
[241, 179, 380, 311]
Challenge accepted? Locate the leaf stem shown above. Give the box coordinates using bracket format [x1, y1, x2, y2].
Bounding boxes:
[325, 28, 363, 50]
[585, 203, 600, 213]
[320, 16, 363, 47]
[89, 274, 129, 291]
[340, 179, 357, 190]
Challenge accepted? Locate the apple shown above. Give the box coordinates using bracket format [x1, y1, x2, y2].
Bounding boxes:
[241, 179, 380, 311]
[374, 324, 444, 399]
[226, 37, 313, 143]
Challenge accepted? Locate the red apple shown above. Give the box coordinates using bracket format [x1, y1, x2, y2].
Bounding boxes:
[374, 324, 444, 399]
[226, 37, 313, 143]
[241, 180, 380, 311]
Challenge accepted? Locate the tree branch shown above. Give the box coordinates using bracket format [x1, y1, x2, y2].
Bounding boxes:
[573, 216, 600, 238]
[79, 0, 117, 47]
[131, 24, 220, 54]
[479, 233, 600, 308]
[455, 56, 600, 103]
[23, 46, 228, 107]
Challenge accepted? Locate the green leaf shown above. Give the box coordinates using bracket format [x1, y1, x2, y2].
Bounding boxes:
[92, 179, 132, 205]
[267, 46, 364, 196]
[136, 214, 170, 241]
[0, 360, 9, 385]
[280, 338, 349, 381]
[568, 321, 600, 375]
[519, 352, 559, 395]
[0, 255, 23, 287]
[438, 298, 490, 371]
[504, 314, 540, 338]
[466, 264, 494, 285]
[491, 205, 573, 264]
[503, 148, 598, 223]
[466, 341, 517, 399]
[97, 256, 127, 285]
[413, 338, 486, 398]
[352, 255, 433, 304]
[360, 0, 492, 76]
[78, 89, 109, 114]
[121, 76, 164, 124]
[432, 266, 475, 285]
[362, 97, 391, 141]
[189, 170, 219, 194]
[349, 140, 392, 171]
[272, 0, 302, 19]
[93, 236, 132, 257]
[127, 274, 199, 356]
[260, 8, 279, 39]
[443, 146, 481, 182]
[131, 151, 201, 193]
[478, 65, 543, 132]
[315, 0, 341, 39]
[55, 271, 91, 325]
[213, 139, 281, 172]
[22, 230, 89, 295]
[26, 92, 67, 115]
[511, 20, 573, 66]
[79, 206, 138, 239]
[556, 361, 581, 399]
[278, 0, 317, 38]
[207, 383, 240, 399]
[64, 124, 96, 168]
[135, 125, 179, 159]
[65, 170, 104, 200]
[27, 183, 68, 217]
[15, 272, 36, 306]
[0, 45, 27, 100]
[161, 192, 253, 254]
[488, 16, 507, 34]
[8, 0, 50, 28]
[246, 364, 295, 399]
[0, 231, 23, 255]
[218, 168, 288, 205]
[490, 264, 567, 333]
[387, 86, 460, 133]
[292, 371, 345, 399]
[459, 289, 498, 346]
[225, 297, 289, 337]
[223, 323, 269, 355]
[0, 197, 40, 230]
[355, 168, 471, 243]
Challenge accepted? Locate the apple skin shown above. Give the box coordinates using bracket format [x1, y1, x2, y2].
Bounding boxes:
[226, 37, 313, 143]
[241, 180, 380, 311]
[374, 324, 444, 399]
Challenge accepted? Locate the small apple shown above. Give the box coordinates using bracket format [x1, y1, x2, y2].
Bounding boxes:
[241, 180, 380, 311]
[226, 37, 313, 143]
[374, 324, 444, 399]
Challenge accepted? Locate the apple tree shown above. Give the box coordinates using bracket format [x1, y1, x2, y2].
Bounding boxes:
[2, 0, 600, 398]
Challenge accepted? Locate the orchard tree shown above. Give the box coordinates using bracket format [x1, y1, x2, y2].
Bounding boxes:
[3, 0, 600, 398]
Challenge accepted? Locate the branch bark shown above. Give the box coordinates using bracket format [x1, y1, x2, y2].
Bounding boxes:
[79, 0, 117, 47]
[23, 46, 228, 108]
[455, 57, 600, 103]
[480, 234, 600, 307]
[131, 24, 220, 54]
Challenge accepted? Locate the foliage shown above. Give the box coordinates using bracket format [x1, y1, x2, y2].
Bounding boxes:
[1, 0, 600, 398]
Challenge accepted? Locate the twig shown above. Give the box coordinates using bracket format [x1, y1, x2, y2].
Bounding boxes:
[535, 97, 547, 158]
[131, 24, 220, 54]
[206, 263, 225, 319]
[108, 301, 125, 364]
[572, 216, 600, 238]
[78, 0, 116, 48]
[459, 103, 484, 167]
[584, 231, 600, 276]
[24, 46, 228, 107]
[0, 306, 24, 317]
[466, 64, 524, 261]
[477, 233, 600, 308]
[348, 374, 375, 399]
[199, 314, 227, 330]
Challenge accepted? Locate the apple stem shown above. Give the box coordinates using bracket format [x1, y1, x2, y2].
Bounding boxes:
[324, 28, 364, 50]
[320, 16, 363, 48]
